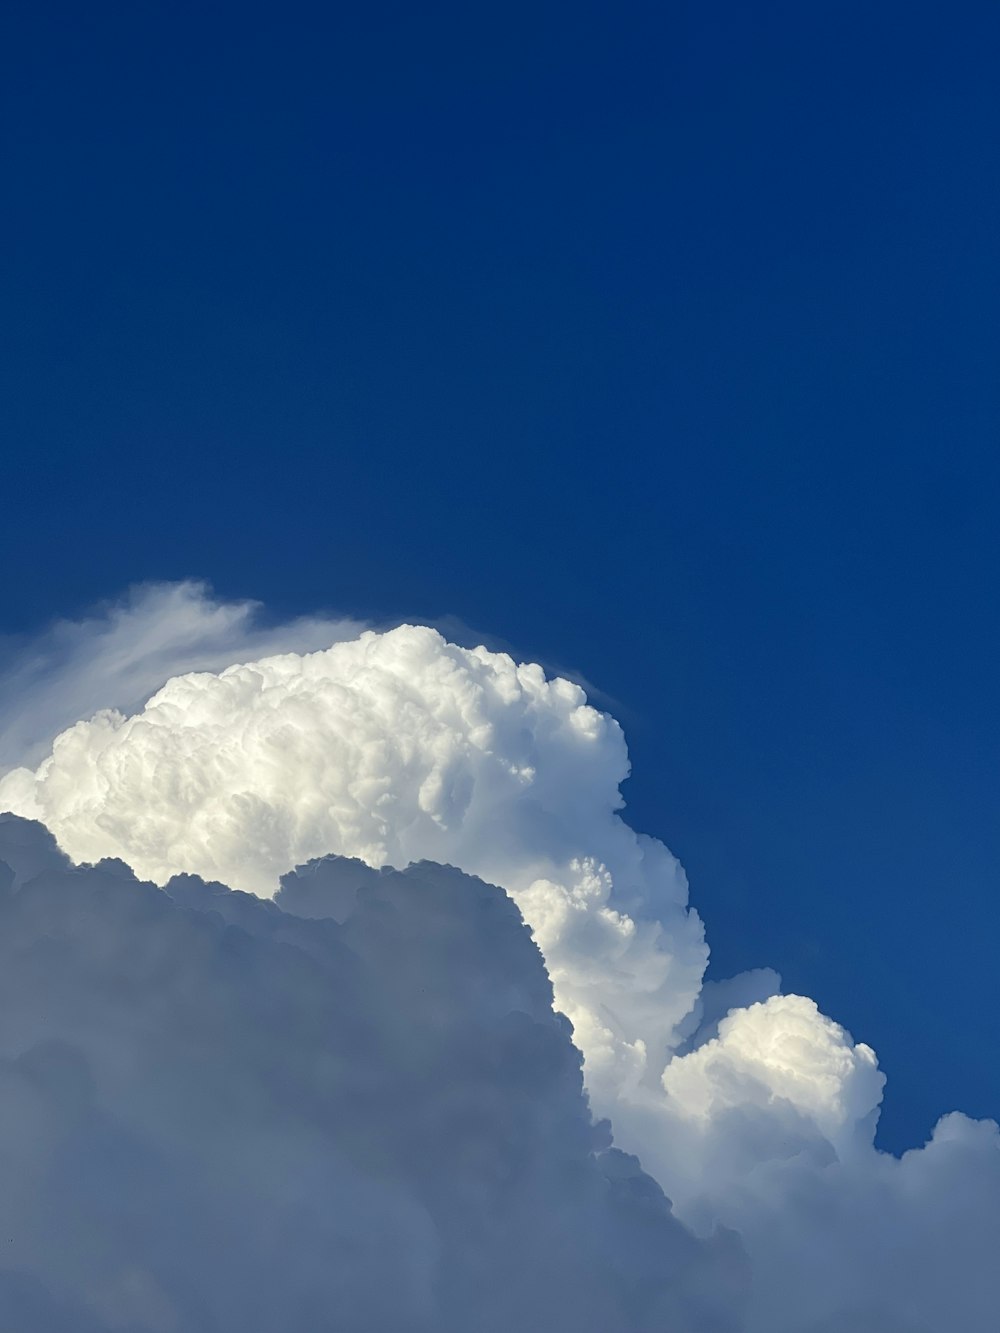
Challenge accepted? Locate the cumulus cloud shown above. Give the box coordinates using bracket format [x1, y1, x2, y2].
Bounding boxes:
[1, 598, 997, 1330]
[0, 623, 706, 1107]
[662, 995, 884, 1149]
[0, 814, 745, 1333]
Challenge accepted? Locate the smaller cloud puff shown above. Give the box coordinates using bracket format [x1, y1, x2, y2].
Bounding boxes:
[662, 995, 884, 1152]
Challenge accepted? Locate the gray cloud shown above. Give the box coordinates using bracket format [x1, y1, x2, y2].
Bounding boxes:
[0, 814, 745, 1333]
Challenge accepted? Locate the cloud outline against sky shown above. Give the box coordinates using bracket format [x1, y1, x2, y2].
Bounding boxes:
[0, 584, 996, 1332]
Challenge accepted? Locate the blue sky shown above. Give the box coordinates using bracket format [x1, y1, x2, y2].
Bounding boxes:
[2, 0, 998, 1153]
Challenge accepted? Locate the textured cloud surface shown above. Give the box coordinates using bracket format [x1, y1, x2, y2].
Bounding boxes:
[0, 815, 744, 1333]
[1, 600, 997, 1330]
[0, 581, 365, 774]
[0, 623, 705, 1107]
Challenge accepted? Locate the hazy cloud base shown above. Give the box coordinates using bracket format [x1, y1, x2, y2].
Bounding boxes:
[0, 815, 743, 1333]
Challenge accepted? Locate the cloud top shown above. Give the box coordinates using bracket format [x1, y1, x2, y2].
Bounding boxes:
[0, 580, 366, 774]
[662, 995, 884, 1150]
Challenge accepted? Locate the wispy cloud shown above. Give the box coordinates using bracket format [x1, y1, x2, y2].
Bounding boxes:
[0, 580, 366, 773]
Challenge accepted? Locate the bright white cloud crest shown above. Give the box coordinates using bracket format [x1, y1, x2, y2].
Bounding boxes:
[1, 585, 997, 1332]
[661, 995, 884, 1149]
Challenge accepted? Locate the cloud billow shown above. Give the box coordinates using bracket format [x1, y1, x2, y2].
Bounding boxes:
[0, 587, 997, 1330]
[0, 815, 744, 1333]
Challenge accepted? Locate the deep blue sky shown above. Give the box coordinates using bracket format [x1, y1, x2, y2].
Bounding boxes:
[2, 2, 998, 1151]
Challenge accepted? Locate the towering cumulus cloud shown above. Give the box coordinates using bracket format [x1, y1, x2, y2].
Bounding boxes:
[0, 622, 706, 1107]
[1, 591, 997, 1331]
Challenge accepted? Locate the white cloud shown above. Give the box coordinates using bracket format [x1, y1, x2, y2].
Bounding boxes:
[1, 591, 997, 1331]
[661, 995, 884, 1149]
[0, 580, 366, 774]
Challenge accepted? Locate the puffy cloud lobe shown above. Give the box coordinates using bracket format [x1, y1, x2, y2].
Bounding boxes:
[662, 996, 884, 1151]
[0, 624, 706, 1103]
[0, 815, 746, 1333]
